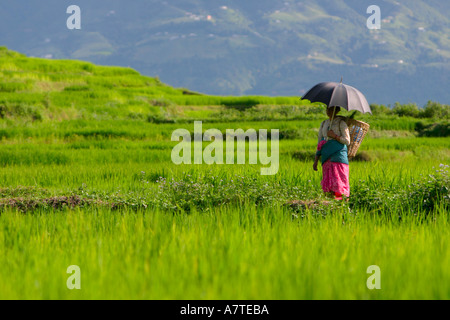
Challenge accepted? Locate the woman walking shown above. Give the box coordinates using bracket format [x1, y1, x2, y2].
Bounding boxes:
[313, 106, 351, 200]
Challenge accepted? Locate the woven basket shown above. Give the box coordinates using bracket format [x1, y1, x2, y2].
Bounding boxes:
[345, 118, 370, 159]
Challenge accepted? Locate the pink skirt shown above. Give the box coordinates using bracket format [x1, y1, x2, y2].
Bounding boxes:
[321, 160, 350, 197]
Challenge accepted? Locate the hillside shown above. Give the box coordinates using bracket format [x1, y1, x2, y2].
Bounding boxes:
[0, 0, 449, 105]
[0, 47, 306, 122]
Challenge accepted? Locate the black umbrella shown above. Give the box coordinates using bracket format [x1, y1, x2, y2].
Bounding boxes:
[301, 78, 372, 115]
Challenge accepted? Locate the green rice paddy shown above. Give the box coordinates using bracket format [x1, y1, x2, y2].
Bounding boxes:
[0, 47, 449, 300]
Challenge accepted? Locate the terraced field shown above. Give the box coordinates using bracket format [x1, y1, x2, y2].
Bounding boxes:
[0, 47, 449, 299]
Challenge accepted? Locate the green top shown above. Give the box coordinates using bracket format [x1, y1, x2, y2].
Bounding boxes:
[316, 139, 349, 165]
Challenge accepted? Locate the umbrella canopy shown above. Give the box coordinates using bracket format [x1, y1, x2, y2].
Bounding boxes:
[302, 79, 372, 114]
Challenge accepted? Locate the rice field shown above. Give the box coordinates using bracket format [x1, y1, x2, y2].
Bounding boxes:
[0, 118, 448, 300]
[1, 205, 449, 300]
[0, 47, 449, 300]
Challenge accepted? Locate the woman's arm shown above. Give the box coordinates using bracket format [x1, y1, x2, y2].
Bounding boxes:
[318, 121, 325, 143]
[327, 119, 350, 145]
[314, 121, 325, 171]
[338, 120, 351, 146]
[313, 155, 319, 171]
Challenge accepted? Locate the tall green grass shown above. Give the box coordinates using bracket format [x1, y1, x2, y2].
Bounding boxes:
[0, 46, 449, 300]
[0, 205, 448, 299]
[0, 119, 444, 141]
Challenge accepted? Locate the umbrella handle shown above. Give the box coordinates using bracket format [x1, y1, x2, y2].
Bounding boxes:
[326, 107, 336, 141]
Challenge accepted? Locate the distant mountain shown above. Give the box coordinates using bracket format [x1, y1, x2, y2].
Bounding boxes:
[1, 0, 449, 105]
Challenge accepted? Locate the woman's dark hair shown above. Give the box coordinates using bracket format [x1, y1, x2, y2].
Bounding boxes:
[328, 106, 341, 113]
